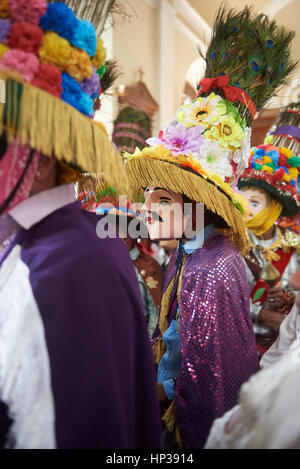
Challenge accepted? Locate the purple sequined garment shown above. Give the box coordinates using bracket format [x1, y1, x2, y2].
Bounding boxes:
[172, 233, 259, 448]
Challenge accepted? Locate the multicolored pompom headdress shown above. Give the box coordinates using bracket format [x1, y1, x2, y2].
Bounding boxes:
[0, 0, 128, 196]
[125, 6, 296, 250]
[238, 100, 300, 217]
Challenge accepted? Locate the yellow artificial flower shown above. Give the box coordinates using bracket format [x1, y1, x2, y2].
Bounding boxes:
[0, 43, 9, 61]
[92, 37, 107, 70]
[204, 114, 246, 150]
[177, 93, 226, 128]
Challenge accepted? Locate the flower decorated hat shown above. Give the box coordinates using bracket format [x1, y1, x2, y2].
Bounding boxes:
[0, 0, 129, 200]
[238, 100, 300, 217]
[125, 6, 296, 250]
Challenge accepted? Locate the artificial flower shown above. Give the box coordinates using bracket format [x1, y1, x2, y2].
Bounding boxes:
[92, 37, 106, 69]
[8, 22, 43, 54]
[0, 19, 11, 44]
[197, 141, 232, 180]
[180, 153, 208, 177]
[0, 49, 39, 81]
[232, 126, 251, 175]
[205, 113, 246, 150]
[10, 0, 47, 24]
[39, 2, 77, 41]
[146, 121, 205, 156]
[176, 93, 226, 128]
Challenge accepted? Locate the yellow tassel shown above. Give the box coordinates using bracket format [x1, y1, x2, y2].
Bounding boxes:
[126, 157, 248, 252]
[0, 72, 130, 197]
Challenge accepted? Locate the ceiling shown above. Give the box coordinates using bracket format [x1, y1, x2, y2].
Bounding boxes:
[180, 0, 300, 106]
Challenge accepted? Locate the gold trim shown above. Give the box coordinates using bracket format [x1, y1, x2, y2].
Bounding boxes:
[0, 72, 129, 196]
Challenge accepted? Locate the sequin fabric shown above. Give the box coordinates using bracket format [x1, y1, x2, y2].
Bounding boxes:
[175, 233, 259, 448]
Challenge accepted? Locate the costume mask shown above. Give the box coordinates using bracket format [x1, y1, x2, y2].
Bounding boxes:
[142, 186, 186, 241]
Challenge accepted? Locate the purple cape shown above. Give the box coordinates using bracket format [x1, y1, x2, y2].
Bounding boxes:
[0, 202, 161, 449]
[166, 234, 259, 448]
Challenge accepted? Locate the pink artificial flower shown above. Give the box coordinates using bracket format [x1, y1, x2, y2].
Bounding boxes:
[147, 121, 205, 156]
[0, 49, 39, 81]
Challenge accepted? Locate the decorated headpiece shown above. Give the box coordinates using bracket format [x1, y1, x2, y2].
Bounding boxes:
[0, 0, 128, 215]
[125, 6, 296, 250]
[238, 100, 300, 217]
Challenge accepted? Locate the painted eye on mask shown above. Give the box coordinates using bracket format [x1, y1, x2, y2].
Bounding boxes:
[160, 199, 170, 206]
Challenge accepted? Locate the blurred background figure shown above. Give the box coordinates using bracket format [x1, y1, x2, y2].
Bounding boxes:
[239, 100, 300, 356]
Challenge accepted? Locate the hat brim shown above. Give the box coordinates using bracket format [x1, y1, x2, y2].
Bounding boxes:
[126, 156, 248, 252]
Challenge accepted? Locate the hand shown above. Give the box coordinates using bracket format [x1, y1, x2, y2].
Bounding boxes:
[258, 307, 286, 332]
[157, 382, 167, 402]
[264, 286, 286, 310]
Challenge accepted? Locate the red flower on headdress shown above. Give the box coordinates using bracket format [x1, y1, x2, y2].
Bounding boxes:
[31, 63, 62, 98]
[8, 22, 43, 54]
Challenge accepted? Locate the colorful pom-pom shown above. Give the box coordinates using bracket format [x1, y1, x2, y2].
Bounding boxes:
[0, 49, 39, 81]
[62, 72, 93, 117]
[0, 43, 10, 61]
[0, 19, 11, 44]
[262, 165, 274, 174]
[10, 0, 47, 25]
[70, 19, 96, 57]
[31, 63, 62, 98]
[80, 66, 100, 99]
[39, 2, 77, 42]
[8, 21, 43, 54]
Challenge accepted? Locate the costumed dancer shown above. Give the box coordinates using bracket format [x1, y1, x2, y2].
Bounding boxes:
[239, 100, 300, 355]
[0, 0, 161, 449]
[125, 6, 296, 449]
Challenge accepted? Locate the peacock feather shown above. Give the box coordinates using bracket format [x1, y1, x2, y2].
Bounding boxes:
[201, 5, 297, 125]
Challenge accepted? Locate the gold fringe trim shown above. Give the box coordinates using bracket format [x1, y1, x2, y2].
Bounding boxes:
[162, 400, 183, 448]
[126, 157, 248, 253]
[0, 72, 130, 197]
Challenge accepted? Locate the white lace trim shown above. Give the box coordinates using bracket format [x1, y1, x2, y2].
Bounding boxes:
[0, 245, 56, 449]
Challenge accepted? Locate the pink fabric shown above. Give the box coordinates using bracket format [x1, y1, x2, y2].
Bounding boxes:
[0, 141, 40, 215]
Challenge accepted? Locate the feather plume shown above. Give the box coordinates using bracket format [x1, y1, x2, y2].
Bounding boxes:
[201, 4, 297, 125]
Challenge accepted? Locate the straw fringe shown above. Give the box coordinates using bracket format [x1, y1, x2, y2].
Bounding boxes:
[127, 157, 248, 253]
[0, 72, 130, 196]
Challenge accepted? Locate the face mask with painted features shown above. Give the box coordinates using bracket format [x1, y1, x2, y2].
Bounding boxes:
[240, 186, 270, 218]
[142, 186, 186, 241]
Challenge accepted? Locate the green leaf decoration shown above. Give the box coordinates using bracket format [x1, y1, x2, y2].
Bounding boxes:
[253, 287, 266, 302]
